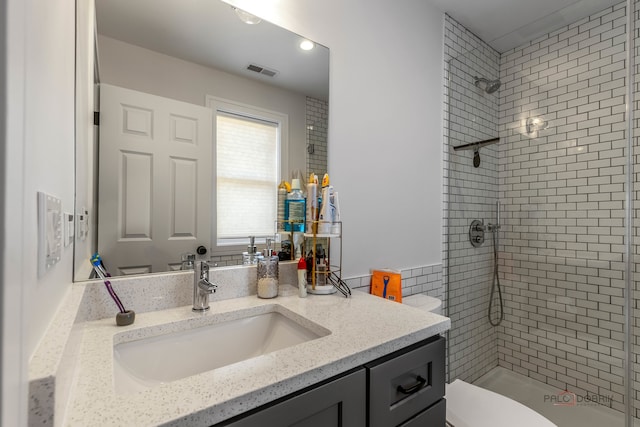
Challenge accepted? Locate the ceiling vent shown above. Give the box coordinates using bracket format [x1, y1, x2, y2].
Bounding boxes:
[246, 64, 278, 77]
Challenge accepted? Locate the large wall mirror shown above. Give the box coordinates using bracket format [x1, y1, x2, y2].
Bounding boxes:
[74, 0, 329, 280]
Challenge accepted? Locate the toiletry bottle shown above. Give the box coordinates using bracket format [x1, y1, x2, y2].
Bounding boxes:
[316, 256, 327, 286]
[285, 178, 306, 232]
[297, 257, 307, 297]
[321, 172, 330, 189]
[277, 180, 287, 231]
[306, 173, 318, 234]
[331, 191, 341, 235]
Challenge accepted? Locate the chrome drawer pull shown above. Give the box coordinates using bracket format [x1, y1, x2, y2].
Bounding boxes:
[397, 375, 427, 395]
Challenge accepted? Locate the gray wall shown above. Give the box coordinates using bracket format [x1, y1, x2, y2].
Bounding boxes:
[97, 35, 308, 178]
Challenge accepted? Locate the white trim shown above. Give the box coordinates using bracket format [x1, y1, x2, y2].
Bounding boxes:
[2, 0, 27, 425]
[205, 95, 289, 254]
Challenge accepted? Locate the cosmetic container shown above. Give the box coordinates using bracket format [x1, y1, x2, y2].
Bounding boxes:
[257, 255, 279, 298]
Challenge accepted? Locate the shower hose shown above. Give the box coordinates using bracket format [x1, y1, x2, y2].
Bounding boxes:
[488, 229, 504, 326]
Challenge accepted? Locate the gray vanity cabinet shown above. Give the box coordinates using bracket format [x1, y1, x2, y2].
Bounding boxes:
[366, 336, 446, 426]
[217, 336, 445, 427]
[219, 368, 366, 427]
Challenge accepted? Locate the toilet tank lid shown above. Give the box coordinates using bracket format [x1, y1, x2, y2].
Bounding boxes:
[403, 294, 442, 312]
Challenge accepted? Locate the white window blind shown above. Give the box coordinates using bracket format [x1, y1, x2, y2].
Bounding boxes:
[216, 112, 278, 239]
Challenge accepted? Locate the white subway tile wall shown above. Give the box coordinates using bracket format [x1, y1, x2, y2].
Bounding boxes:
[498, 2, 629, 413]
[344, 263, 444, 301]
[443, 14, 502, 384]
[306, 96, 328, 177]
[209, 253, 244, 267]
[634, 5, 640, 417]
[445, 1, 637, 415]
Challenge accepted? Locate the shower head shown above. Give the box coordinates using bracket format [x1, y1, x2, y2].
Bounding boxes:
[474, 76, 501, 94]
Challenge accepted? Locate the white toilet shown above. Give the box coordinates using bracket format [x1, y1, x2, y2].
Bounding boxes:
[403, 293, 443, 315]
[403, 294, 557, 427]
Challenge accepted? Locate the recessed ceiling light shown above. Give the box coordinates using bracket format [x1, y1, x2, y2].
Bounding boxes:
[299, 40, 315, 51]
[232, 7, 262, 25]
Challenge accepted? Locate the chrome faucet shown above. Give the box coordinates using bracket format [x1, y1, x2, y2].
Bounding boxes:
[193, 260, 217, 312]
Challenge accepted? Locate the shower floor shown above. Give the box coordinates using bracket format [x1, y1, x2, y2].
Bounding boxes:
[473, 366, 637, 427]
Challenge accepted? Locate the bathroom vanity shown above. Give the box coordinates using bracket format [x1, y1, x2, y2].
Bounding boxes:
[220, 336, 445, 426]
[28, 268, 449, 426]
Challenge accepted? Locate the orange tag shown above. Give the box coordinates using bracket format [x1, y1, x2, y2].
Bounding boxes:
[370, 270, 402, 303]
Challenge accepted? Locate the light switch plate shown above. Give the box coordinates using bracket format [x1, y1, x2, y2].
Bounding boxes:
[38, 192, 63, 277]
[64, 212, 74, 247]
[76, 207, 88, 241]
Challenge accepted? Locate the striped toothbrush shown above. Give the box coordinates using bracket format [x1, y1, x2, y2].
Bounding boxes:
[90, 252, 126, 313]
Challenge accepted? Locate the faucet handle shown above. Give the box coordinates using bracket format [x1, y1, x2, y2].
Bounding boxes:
[198, 279, 216, 293]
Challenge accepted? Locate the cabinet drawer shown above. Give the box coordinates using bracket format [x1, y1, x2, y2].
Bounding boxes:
[220, 369, 366, 427]
[366, 336, 445, 427]
[399, 399, 446, 427]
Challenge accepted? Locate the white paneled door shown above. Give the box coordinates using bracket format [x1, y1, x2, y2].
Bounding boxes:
[98, 84, 212, 275]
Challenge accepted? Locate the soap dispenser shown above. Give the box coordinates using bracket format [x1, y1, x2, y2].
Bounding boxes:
[242, 236, 261, 265]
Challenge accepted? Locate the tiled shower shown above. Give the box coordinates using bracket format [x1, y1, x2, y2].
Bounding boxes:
[443, 1, 639, 423]
[306, 96, 328, 176]
[443, 15, 501, 384]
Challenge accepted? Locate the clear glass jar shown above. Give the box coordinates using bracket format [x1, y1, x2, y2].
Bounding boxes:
[257, 255, 279, 298]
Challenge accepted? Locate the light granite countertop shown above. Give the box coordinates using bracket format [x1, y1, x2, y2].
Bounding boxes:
[62, 285, 449, 426]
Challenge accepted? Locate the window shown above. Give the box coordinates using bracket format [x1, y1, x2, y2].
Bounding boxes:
[217, 112, 277, 238]
[207, 96, 289, 248]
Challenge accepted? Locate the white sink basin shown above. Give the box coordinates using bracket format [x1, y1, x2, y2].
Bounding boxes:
[113, 305, 329, 394]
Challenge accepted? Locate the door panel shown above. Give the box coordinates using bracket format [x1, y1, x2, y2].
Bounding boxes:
[169, 157, 198, 238]
[99, 84, 212, 275]
[121, 151, 152, 239]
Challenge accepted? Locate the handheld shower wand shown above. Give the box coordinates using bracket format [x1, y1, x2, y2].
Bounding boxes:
[488, 200, 504, 326]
